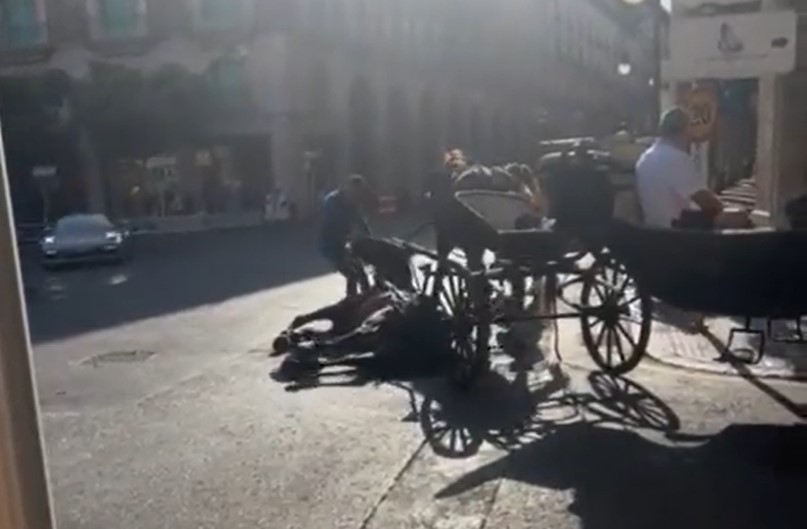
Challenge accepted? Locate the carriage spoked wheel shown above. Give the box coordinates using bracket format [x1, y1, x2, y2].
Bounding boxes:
[580, 258, 652, 375]
[418, 260, 492, 390]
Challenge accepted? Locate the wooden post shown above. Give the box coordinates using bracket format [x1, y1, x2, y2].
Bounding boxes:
[0, 111, 55, 528]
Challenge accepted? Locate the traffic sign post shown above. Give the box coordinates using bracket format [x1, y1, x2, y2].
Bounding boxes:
[684, 85, 718, 143]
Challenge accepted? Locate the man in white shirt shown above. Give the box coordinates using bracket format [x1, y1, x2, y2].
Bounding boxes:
[636, 108, 729, 332]
[636, 107, 724, 228]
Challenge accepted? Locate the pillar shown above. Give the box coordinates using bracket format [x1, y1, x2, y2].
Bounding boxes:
[271, 117, 306, 216]
[754, 74, 783, 220]
[754, 0, 799, 226]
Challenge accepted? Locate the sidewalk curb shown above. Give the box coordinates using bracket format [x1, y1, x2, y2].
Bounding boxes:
[126, 212, 421, 239]
[128, 220, 305, 238]
[645, 348, 807, 382]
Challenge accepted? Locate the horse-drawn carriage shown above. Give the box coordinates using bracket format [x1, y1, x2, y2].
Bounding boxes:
[275, 142, 807, 388]
[411, 147, 653, 387]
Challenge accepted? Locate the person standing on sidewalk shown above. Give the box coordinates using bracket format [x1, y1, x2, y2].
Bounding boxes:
[319, 174, 372, 296]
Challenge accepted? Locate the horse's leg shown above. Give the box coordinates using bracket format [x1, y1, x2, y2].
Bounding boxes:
[318, 325, 378, 357]
[291, 293, 366, 331]
[291, 305, 337, 330]
[275, 301, 347, 356]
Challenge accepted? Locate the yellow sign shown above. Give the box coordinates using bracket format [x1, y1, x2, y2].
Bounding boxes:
[685, 88, 718, 143]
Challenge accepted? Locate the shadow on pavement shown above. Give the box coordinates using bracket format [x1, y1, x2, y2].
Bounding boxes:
[701, 329, 807, 420]
[438, 421, 806, 529]
[417, 370, 681, 459]
[434, 372, 806, 529]
[24, 216, 421, 343]
[278, 344, 806, 529]
[271, 332, 686, 459]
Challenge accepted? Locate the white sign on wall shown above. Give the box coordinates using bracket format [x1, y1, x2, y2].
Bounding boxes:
[666, 10, 797, 80]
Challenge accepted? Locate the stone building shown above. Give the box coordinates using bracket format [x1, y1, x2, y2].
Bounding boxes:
[0, 0, 658, 223]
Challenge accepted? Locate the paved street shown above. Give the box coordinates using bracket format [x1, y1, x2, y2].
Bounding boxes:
[24, 221, 807, 529]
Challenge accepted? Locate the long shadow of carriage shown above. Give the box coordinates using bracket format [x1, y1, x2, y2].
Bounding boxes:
[398, 145, 807, 388]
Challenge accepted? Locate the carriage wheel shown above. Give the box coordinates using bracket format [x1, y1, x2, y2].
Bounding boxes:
[420, 261, 492, 390]
[580, 259, 652, 375]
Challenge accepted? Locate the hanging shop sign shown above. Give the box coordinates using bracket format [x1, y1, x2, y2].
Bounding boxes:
[666, 10, 797, 80]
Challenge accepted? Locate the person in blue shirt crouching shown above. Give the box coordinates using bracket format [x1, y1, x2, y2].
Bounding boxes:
[319, 174, 372, 296]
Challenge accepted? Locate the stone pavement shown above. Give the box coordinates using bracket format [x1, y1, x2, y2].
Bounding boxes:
[29, 211, 807, 529]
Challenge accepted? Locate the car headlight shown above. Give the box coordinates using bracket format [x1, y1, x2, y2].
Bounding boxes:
[105, 231, 122, 243]
[42, 235, 55, 245]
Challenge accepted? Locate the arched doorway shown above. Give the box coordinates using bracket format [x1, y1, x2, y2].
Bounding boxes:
[348, 75, 379, 188]
[417, 89, 441, 197]
[469, 106, 484, 162]
[490, 114, 507, 164]
[306, 60, 330, 118]
[385, 85, 414, 199]
[302, 61, 336, 204]
[445, 98, 463, 150]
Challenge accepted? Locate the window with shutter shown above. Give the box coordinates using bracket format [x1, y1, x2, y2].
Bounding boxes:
[88, 0, 145, 40]
[196, 0, 249, 31]
[98, 0, 138, 37]
[1, 0, 46, 49]
[208, 56, 249, 111]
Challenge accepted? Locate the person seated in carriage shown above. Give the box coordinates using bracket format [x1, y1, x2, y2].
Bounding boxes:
[635, 108, 753, 332]
[437, 149, 546, 213]
[428, 150, 550, 256]
[635, 107, 750, 230]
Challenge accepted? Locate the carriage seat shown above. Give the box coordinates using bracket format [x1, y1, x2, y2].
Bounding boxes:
[495, 228, 567, 263]
[610, 220, 807, 318]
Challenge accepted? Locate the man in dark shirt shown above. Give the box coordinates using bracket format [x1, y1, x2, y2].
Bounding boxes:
[319, 174, 371, 295]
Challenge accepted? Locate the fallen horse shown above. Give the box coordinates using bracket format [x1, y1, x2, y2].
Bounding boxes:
[271, 237, 453, 381]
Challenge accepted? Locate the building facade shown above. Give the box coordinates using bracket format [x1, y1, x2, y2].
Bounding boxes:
[0, 0, 657, 223]
[663, 0, 807, 226]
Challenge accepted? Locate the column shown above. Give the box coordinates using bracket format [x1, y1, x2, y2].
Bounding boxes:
[271, 117, 305, 217]
[754, 0, 792, 225]
[256, 34, 307, 217]
[754, 74, 783, 220]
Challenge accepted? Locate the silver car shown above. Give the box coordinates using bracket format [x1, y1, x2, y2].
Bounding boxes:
[40, 214, 131, 267]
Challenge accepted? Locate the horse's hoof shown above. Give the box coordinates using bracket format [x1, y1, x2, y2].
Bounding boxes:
[272, 335, 291, 355]
[274, 355, 320, 380]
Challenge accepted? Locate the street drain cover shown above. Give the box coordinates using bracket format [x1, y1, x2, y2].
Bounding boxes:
[83, 350, 156, 366]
